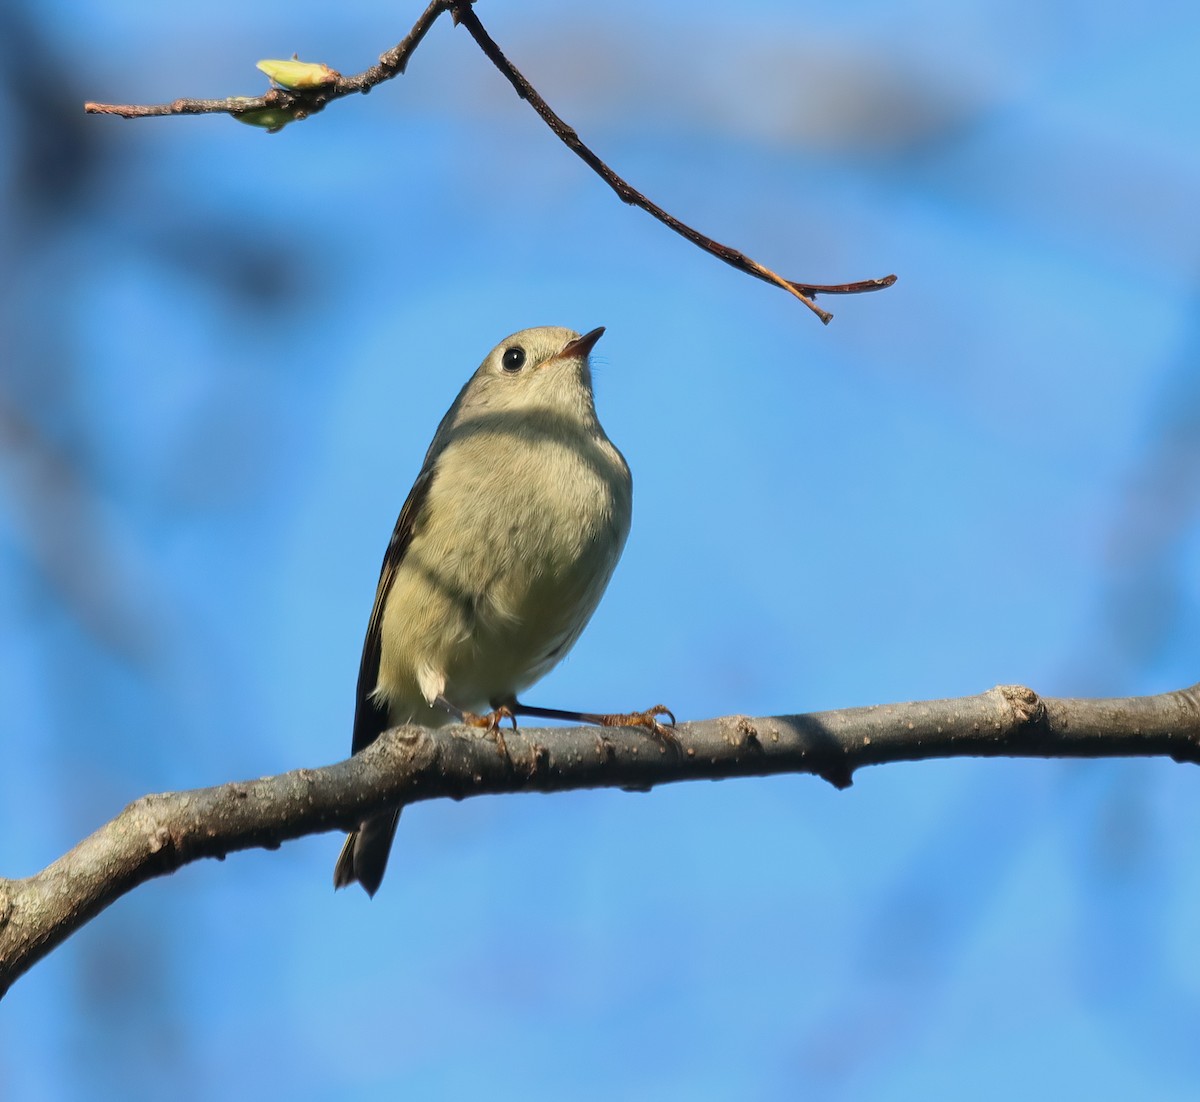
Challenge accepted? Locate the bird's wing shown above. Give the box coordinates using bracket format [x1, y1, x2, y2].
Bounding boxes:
[350, 463, 437, 755]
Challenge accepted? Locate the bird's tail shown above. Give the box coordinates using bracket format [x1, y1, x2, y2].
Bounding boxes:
[333, 808, 401, 897]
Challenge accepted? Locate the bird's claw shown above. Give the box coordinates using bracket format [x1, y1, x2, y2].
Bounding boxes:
[459, 705, 517, 730]
[600, 704, 678, 746]
[460, 705, 516, 757]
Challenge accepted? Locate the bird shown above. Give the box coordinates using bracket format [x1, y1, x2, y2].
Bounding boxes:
[334, 325, 672, 896]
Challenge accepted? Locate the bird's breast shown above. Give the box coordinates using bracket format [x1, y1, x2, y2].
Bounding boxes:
[380, 419, 631, 711]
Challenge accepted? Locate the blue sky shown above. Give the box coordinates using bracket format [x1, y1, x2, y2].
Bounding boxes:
[2, 1, 1200, 1098]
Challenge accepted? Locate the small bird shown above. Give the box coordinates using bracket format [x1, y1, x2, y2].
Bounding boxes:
[334, 325, 671, 896]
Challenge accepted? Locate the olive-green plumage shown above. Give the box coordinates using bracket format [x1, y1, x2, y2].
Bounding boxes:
[334, 326, 630, 895]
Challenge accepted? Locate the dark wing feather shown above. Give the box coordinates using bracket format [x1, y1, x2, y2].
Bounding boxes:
[350, 463, 437, 754]
[349, 370, 475, 755]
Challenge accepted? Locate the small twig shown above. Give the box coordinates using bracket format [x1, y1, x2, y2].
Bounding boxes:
[84, 0, 452, 124]
[450, 3, 893, 323]
[83, 0, 895, 322]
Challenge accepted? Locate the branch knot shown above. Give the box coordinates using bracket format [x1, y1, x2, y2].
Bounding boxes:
[998, 684, 1046, 728]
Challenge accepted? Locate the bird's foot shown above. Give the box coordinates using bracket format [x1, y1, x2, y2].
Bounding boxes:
[459, 704, 517, 731]
[434, 696, 516, 757]
[468, 706, 516, 758]
[594, 704, 678, 745]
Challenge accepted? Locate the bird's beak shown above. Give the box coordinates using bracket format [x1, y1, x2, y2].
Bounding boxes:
[557, 326, 605, 361]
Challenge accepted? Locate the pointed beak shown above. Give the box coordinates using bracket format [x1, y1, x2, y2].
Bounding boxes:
[559, 326, 605, 361]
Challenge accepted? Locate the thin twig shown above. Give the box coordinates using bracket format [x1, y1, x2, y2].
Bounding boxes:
[83, 0, 895, 322]
[450, 3, 894, 324]
[84, 0, 452, 124]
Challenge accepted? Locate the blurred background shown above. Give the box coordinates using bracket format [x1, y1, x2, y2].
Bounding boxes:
[2, 0, 1200, 1097]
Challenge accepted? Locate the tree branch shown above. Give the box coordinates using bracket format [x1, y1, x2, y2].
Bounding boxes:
[447, 2, 893, 323]
[83, 0, 450, 121]
[82, 0, 896, 324]
[3, 682, 1198, 997]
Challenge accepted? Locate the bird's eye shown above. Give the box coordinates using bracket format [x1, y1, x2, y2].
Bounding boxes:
[501, 347, 526, 373]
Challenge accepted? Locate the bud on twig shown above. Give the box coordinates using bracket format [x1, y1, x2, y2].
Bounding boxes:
[256, 58, 340, 90]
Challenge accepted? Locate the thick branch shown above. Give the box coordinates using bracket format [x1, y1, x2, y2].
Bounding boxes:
[82, 0, 895, 323]
[2, 682, 1198, 997]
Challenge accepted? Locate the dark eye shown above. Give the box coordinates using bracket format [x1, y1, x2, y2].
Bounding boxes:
[501, 347, 526, 373]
